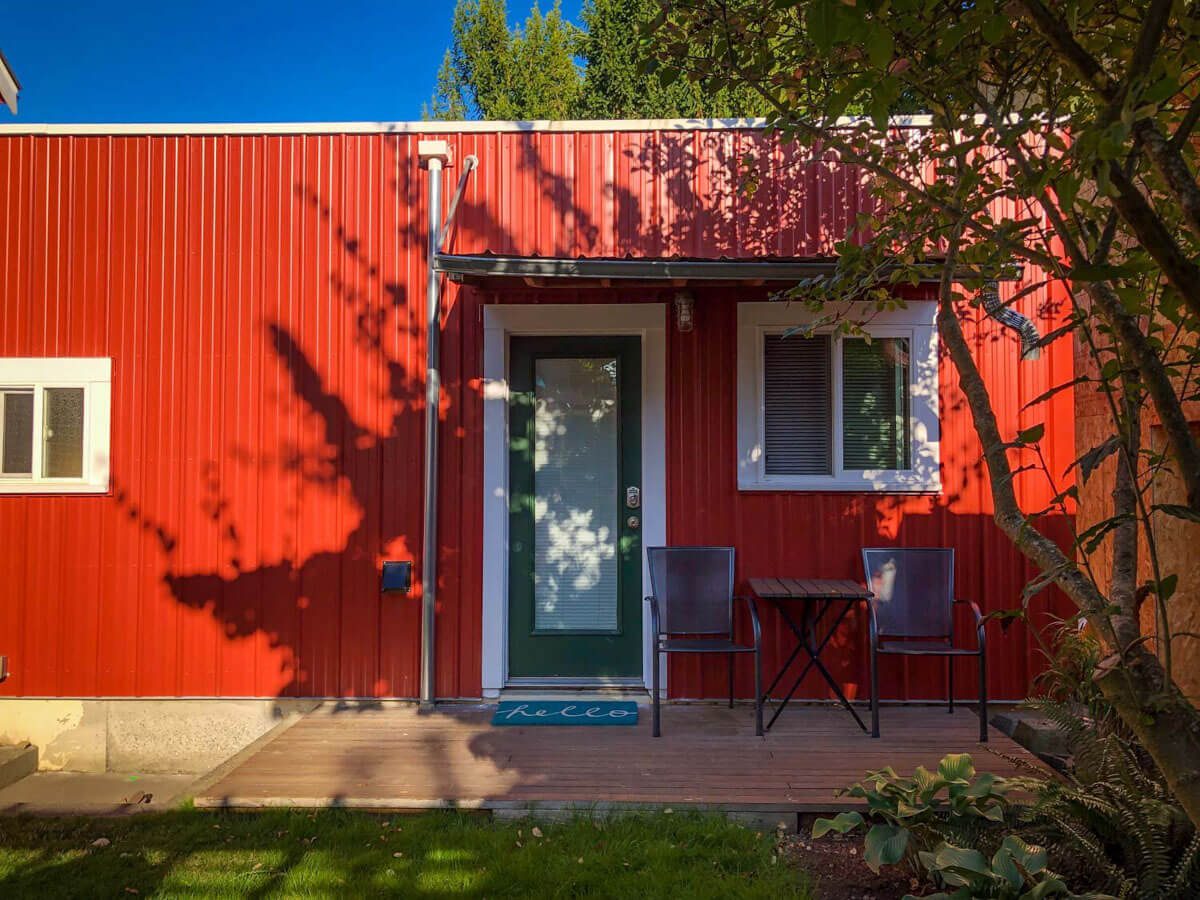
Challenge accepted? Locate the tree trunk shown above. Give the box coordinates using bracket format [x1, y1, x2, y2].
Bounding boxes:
[935, 279, 1200, 828]
[1095, 648, 1200, 826]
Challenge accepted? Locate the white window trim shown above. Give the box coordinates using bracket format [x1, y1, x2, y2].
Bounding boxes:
[0, 358, 112, 494]
[736, 302, 940, 493]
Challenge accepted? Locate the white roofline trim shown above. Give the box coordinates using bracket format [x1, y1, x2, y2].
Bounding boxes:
[0, 115, 940, 137]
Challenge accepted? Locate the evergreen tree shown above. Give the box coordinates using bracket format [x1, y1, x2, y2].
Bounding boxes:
[427, 0, 582, 121]
[425, 50, 467, 121]
[426, 0, 771, 121]
[576, 0, 769, 119]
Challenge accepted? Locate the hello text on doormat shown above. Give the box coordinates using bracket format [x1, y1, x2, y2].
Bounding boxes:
[490, 700, 639, 726]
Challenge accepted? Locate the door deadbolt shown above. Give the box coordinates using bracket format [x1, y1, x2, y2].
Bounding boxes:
[625, 486, 641, 509]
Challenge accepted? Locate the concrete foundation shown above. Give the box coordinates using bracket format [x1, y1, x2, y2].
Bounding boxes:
[0, 699, 321, 774]
[0, 742, 37, 789]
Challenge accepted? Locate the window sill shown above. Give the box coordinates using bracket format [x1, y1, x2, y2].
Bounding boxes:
[737, 476, 942, 494]
[0, 481, 110, 495]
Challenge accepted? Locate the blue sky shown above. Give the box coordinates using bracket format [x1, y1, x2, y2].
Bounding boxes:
[2, 1, 585, 123]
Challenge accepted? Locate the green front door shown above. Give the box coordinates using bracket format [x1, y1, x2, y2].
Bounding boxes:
[507, 336, 642, 679]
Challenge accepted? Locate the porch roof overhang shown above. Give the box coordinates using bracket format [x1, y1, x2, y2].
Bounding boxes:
[0, 50, 20, 115]
[434, 253, 1019, 288]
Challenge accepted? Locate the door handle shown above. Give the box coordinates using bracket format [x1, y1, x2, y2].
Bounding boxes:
[626, 515, 640, 530]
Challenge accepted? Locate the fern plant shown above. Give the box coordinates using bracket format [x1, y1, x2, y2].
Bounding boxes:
[1025, 678, 1199, 897]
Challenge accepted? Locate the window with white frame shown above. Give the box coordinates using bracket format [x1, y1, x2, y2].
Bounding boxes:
[0, 358, 112, 493]
[736, 302, 940, 492]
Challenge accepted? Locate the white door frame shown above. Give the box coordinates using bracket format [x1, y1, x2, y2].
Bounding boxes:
[481, 303, 667, 697]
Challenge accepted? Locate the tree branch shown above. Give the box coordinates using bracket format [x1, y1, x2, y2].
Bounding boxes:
[1017, 0, 1200, 241]
[993, 133, 1200, 515]
[1103, 159, 1200, 321]
[933, 222, 1113, 632]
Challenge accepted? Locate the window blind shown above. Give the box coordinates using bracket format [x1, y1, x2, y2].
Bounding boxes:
[532, 357, 620, 632]
[763, 334, 832, 475]
[843, 337, 911, 470]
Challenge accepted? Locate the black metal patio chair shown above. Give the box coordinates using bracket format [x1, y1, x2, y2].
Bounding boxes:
[646, 546, 763, 738]
[861, 548, 988, 742]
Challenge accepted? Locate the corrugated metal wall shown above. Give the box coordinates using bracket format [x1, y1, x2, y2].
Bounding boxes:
[663, 286, 1076, 701]
[0, 127, 1074, 700]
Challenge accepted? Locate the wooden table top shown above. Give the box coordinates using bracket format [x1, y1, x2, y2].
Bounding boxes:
[749, 577, 873, 600]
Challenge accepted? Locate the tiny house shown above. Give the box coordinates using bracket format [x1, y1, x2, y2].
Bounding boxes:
[0, 120, 1075, 768]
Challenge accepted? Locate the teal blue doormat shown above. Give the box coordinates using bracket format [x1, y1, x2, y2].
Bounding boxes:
[491, 700, 639, 726]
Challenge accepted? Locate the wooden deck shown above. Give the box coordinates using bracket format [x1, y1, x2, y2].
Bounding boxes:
[194, 702, 1045, 815]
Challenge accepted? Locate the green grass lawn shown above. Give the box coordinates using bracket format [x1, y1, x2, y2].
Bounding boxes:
[0, 807, 811, 898]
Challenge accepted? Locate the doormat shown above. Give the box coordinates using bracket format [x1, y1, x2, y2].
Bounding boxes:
[491, 700, 639, 726]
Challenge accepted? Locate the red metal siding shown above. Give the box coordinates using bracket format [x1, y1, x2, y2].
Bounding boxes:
[662, 285, 1076, 701]
[0, 133, 437, 698]
[0, 127, 1074, 700]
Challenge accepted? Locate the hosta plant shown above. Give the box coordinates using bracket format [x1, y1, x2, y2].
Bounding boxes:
[913, 836, 1113, 900]
[813, 753, 1037, 872]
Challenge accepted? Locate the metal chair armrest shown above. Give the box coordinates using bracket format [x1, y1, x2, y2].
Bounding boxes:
[954, 598, 986, 652]
[645, 596, 661, 640]
[734, 595, 762, 649]
[866, 600, 881, 651]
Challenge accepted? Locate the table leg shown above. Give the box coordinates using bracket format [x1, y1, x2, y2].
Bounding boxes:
[765, 654, 820, 730]
[808, 652, 868, 732]
[764, 601, 829, 731]
[765, 598, 869, 733]
[760, 602, 807, 701]
[804, 600, 868, 732]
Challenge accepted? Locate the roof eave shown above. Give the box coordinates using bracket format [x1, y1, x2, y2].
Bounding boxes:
[0, 50, 19, 116]
[434, 253, 1018, 285]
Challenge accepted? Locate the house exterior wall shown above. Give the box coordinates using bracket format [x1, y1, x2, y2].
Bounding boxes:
[0, 125, 1075, 703]
[1075, 321, 1200, 706]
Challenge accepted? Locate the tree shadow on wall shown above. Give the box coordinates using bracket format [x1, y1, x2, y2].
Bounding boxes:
[108, 129, 1067, 703]
[124, 147, 445, 700]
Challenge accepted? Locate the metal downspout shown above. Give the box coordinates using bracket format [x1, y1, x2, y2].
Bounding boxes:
[420, 150, 445, 709]
[418, 146, 477, 709]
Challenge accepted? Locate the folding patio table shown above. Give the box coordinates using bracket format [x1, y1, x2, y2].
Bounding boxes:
[749, 578, 873, 732]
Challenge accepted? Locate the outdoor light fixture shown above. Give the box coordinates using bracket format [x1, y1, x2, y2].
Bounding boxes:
[674, 291, 695, 332]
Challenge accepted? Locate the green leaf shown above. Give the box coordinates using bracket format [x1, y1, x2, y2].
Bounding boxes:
[1068, 261, 1139, 282]
[812, 811, 864, 837]
[1076, 513, 1134, 555]
[865, 26, 894, 68]
[1158, 573, 1179, 603]
[1153, 503, 1200, 523]
[863, 823, 909, 872]
[1016, 424, 1045, 445]
[976, 801, 1005, 822]
[1024, 876, 1071, 898]
[990, 841, 1024, 889]
[912, 765, 943, 799]
[929, 843, 991, 884]
[981, 15, 1009, 44]
[807, 0, 838, 52]
[1067, 436, 1120, 484]
[1000, 835, 1047, 874]
[937, 753, 975, 784]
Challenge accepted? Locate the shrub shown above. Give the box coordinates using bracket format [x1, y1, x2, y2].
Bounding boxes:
[915, 835, 1109, 899]
[812, 753, 1036, 873]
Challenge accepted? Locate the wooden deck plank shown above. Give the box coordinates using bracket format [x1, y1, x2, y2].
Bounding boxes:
[194, 704, 1045, 813]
